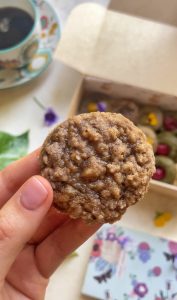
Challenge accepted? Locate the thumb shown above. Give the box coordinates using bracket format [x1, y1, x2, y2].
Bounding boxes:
[0, 176, 53, 280]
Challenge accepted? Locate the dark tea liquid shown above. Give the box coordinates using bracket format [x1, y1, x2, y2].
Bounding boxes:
[0, 7, 34, 50]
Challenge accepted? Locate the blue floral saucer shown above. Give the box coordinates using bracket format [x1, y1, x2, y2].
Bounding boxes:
[0, 0, 60, 90]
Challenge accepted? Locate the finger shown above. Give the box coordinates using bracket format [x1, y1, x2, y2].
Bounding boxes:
[29, 208, 69, 244]
[0, 149, 40, 207]
[0, 176, 53, 280]
[35, 219, 100, 278]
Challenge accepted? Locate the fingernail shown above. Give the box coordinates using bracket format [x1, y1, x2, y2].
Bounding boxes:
[20, 177, 48, 210]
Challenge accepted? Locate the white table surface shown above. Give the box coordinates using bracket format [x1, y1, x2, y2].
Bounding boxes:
[0, 1, 109, 299]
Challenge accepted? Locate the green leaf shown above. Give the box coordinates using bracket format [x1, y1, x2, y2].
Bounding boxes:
[0, 131, 29, 170]
[68, 252, 78, 258]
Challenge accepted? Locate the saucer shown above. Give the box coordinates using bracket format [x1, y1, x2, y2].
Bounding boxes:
[0, 0, 60, 90]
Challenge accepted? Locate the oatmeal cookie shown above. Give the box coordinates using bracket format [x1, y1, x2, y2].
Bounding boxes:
[40, 112, 155, 224]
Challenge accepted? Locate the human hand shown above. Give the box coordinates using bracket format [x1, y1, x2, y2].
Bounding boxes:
[0, 150, 99, 300]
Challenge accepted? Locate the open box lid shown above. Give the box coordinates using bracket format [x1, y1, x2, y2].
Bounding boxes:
[56, 3, 177, 97]
[109, 0, 177, 27]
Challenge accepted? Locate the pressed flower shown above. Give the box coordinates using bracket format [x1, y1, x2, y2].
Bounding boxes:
[154, 216, 166, 227]
[33, 97, 59, 127]
[154, 212, 172, 228]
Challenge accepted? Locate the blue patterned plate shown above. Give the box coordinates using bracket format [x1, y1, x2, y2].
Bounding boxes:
[0, 0, 60, 89]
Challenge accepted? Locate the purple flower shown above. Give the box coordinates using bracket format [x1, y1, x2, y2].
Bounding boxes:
[139, 250, 151, 263]
[134, 283, 148, 298]
[33, 97, 59, 127]
[118, 236, 131, 249]
[97, 101, 107, 112]
[44, 108, 59, 127]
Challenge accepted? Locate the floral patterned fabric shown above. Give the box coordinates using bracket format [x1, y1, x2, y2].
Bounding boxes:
[82, 225, 177, 300]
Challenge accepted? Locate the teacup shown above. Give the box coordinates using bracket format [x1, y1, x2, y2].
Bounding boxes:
[0, 0, 40, 69]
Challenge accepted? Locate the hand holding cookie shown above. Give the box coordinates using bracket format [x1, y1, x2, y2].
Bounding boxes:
[0, 150, 100, 300]
[40, 112, 155, 224]
[0, 112, 155, 300]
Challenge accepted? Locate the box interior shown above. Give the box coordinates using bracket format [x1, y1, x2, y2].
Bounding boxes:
[72, 77, 177, 115]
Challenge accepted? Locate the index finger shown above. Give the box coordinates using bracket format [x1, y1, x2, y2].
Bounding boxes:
[0, 149, 40, 207]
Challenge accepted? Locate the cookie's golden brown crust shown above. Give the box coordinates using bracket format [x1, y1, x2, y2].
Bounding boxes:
[40, 112, 155, 224]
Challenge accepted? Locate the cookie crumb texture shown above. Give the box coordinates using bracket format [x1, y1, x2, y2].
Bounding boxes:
[40, 113, 155, 224]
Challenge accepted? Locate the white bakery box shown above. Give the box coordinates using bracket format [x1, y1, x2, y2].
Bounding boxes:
[55, 2, 177, 199]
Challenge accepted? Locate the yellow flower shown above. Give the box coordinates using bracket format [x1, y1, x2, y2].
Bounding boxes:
[154, 212, 172, 227]
[87, 102, 98, 112]
[163, 212, 172, 222]
[154, 216, 165, 227]
[148, 113, 158, 126]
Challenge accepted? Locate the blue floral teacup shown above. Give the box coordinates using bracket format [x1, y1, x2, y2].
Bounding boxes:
[0, 0, 40, 69]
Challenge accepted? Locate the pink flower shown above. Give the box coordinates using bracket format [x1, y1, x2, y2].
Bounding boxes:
[152, 266, 162, 277]
[138, 242, 150, 251]
[168, 241, 177, 255]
